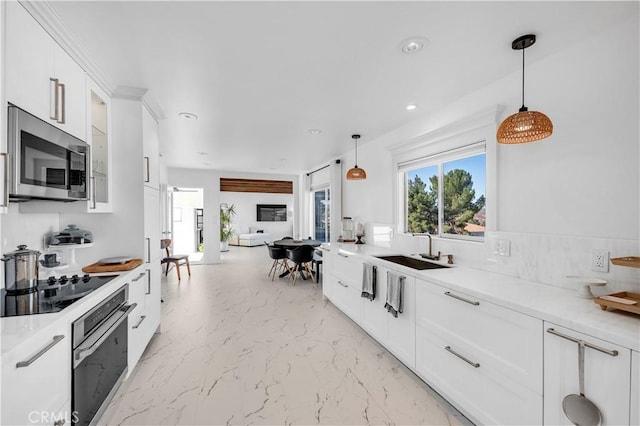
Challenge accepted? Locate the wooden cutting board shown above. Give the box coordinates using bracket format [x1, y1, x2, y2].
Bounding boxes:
[82, 258, 143, 273]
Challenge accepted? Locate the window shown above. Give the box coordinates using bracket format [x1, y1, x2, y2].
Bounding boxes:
[401, 143, 485, 241]
[313, 187, 330, 242]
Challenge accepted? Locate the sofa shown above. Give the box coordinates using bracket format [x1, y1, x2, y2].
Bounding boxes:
[228, 224, 271, 247]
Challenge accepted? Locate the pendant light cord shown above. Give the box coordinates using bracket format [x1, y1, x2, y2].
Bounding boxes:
[520, 46, 526, 111]
[354, 139, 358, 167]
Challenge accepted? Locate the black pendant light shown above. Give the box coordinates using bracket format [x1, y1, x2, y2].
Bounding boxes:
[346, 134, 366, 180]
[497, 34, 553, 144]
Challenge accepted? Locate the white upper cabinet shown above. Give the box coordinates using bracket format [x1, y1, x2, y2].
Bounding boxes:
[5, 2, 86, 141]
[87, 79, 112, 212]
[142, 107, 160, 189]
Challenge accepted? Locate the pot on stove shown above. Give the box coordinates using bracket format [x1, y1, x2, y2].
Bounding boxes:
[2, 245, 40, 291]
[2, 245, 41, 315]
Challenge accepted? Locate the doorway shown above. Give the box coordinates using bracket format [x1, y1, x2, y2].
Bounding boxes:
[313, 187, 330, 242]
[171, 187, 204, 262]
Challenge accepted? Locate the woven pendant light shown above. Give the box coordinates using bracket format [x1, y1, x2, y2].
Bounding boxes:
[497, 34, 553, 144]
[346, 134, 367, 180]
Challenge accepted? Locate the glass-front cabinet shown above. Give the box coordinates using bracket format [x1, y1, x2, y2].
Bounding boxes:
[87, 79, 112, 212]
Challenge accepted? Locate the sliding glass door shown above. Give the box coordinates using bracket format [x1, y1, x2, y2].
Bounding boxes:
[313, 187, 330, 242]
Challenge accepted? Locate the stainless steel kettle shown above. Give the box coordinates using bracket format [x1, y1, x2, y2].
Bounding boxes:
[2, 245, 41, 292]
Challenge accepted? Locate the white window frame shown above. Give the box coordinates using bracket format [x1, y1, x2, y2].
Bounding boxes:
[399, 142, 486, 242]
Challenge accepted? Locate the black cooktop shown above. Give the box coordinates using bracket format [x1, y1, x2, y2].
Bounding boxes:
[1, 274, 117, 317]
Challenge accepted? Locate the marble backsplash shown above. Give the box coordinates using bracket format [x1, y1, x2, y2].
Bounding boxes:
[389, 230, 640, 295]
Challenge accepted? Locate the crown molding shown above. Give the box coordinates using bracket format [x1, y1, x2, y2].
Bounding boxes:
[19, 0, 166, 121]
[20, 0, 114, 96]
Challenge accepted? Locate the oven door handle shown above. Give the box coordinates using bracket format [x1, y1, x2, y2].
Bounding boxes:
[73, 303, 137, 368]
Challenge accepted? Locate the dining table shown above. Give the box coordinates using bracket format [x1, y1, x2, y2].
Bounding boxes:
[272, 238, 323, 248]
[272, 239, 323, 279]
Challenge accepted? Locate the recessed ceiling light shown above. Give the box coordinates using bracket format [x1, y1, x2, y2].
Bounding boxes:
[400, 37, 429, 54]
[308, 129, 322, 135]
[178, 112, 198, 120]
[406, 104, 417, 111]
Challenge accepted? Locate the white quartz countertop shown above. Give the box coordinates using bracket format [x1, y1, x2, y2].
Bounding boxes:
[1, 267, 141, 357]
[322, 243, 640, 352]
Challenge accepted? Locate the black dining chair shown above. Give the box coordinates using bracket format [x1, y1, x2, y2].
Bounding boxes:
[266, 243, 289, 281]
[286, 245, 315, 285]
[312, 249, 323, 283]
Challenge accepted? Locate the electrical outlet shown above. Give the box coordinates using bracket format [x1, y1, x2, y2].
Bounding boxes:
[493, 238, 511, 257]
[591, 249, 610, 272]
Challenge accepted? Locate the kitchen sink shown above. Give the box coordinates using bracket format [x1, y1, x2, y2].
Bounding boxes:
[375, 255, 449, 270]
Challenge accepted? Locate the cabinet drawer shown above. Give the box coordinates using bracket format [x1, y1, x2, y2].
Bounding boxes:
[332, 251, 362, 285]
[329, 275, 362, 322]
[416, 325, 542, 425]
[416, 280, 542, 393]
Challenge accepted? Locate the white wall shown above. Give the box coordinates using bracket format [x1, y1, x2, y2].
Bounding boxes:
[219, 191, 293, 239]
[340, 12, 640, 293]
[166, 169, 300, 262]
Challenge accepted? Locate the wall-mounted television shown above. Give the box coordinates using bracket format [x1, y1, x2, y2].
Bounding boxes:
[257, 204, 287, 222]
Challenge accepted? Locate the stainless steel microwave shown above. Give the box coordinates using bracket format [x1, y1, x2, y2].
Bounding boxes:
[7, 105, 89, 201]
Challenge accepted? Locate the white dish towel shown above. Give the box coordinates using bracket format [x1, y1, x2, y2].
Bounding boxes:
[385, 271, 405, 318]
[361, 263, 377, 301]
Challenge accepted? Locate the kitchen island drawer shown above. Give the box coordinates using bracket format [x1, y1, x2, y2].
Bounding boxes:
[329, 275, 362, 322]
[415, 279, 543, 393]
[416, 325, 542, 425]
[332, 251, 363, 284]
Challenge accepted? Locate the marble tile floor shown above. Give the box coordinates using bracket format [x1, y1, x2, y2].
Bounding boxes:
[100, 246, 471, 426]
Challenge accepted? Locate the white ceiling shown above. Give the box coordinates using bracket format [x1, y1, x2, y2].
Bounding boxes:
[49, 1, 633, 174]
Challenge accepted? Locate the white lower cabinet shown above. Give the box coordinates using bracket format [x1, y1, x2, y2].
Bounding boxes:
[1, 322, 71, 425]
[324, 250, 638, 426]
[631, 351, 639, 426]
[415, 279, 542, 425]
[127, 264, 162, 373]
[320, 248, 334, 299]
[381, 268, 415, 368]
[360, 264, 387, 341]
[543, 323, 631, 426]
[330, 274, 362, 323]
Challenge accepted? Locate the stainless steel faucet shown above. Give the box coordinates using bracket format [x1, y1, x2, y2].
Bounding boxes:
[412, 233, 441, 261]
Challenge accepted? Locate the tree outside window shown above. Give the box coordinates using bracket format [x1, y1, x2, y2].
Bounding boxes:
[406, 153, 485, 239]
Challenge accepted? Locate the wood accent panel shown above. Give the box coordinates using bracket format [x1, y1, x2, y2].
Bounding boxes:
[220, 178, 293, 194]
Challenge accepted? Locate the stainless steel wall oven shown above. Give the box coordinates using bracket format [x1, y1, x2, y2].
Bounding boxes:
[72, 285, 135, 426]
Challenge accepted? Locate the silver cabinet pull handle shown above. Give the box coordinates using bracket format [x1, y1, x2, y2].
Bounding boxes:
[1, 153, 8, 207]
[444, 345, 480, 368]
[145, 238, 151, 263]
[338, 253, 349, 258]
[132, 272, 146, 282]
[16, 335, 65, 368]
[546, 328, 619, 357]
[337, 280, 348, 288]
[49, 77, 59, 121]
[146, 269, 151, 295]
[58, 82, 66, 124]
[444, 291, 479, 306]
[90, 176, 97, 209]
[144, 156, 150, 182]
[132, 315, 146, 329]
